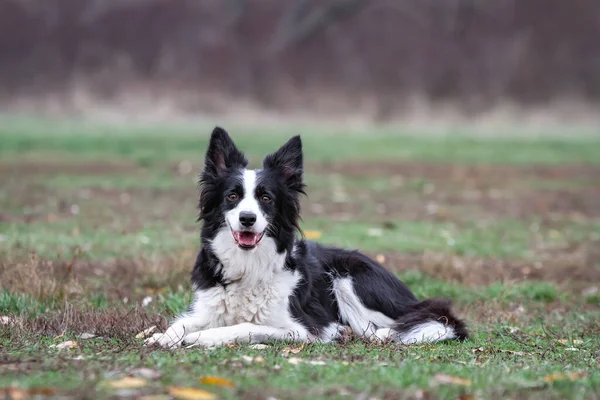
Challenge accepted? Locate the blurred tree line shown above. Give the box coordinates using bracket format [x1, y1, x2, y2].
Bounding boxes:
[1, 0, 598, 118]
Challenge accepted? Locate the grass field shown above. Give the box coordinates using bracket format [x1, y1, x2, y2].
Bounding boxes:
[1, 118, 599, 399]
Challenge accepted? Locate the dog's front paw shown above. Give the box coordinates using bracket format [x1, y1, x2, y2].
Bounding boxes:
[181, 331, 221, 349]
[144, 331, 185, 349]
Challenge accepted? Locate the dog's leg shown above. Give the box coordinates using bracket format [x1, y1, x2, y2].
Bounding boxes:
[145, 287, 227, 348]
[181, 322, 310, 348]
[145, 314, 209, 348]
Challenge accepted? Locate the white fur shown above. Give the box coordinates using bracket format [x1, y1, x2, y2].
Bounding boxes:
[332, 277, 394, 339]
[330, 277, 458, 344]
[398, 321, 456, 344]
[146, 268, 311, 348]
[181, 323, 309, 348]
[210, 229, 285, 284]
[225, 169, 268, 234]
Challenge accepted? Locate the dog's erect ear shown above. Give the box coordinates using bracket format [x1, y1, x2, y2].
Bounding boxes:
[263, 135, 303, 186]
[203, 127, 248, 176]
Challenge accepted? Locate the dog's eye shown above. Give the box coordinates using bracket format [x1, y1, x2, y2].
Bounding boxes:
[227, 193, 239, 201]
[260, 195, 272, 203]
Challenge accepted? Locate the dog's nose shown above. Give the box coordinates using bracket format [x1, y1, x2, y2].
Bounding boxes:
[239, 212, 256, 227]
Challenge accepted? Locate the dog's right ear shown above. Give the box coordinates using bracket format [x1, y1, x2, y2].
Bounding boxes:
[203, 127, 248, 177]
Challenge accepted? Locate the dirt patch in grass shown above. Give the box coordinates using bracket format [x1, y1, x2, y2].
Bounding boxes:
[2, 246, 598, 314]
[313, 161, 600, 184]
[2, 307, 167, 341]
[0, 160, 139, 176]
[373, 247, 600, 289]
[304, 161, 600, 221]
[3, 159, 600, 225]
[0, 250, 195, 306]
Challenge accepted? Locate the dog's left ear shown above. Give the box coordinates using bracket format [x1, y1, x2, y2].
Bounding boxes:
[263, 135, 303, 187]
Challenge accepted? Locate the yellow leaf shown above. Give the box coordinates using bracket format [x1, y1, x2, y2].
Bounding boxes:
[557, 339, 583, 345]
[282, 344, 305, 357]
[136, 326, 157, 339]
[375, 254, 386, 264]
[543, 372, 587, 383]
[199, 376, 235, 388]
[433, 373, 472, 386]
[304, 230, 322, 240]
[50, 340, 78, 350]
[107, 377, 148, 389]
[168, 387, 216, 400]
[28, 388, 57, 396]
[139, 396, 171, 400]
[2, 387, 27, 400]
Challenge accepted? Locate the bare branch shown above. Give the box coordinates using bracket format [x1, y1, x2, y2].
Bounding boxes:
[268, 0, 367, 54]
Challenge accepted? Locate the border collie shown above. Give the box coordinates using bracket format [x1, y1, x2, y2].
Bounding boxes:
[146, 127, 468, 348]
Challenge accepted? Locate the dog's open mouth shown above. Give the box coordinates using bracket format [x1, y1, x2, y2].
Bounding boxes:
[232, 231, 264, 250]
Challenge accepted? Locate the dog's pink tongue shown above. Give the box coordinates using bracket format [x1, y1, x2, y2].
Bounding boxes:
[238, 232, 259, 246]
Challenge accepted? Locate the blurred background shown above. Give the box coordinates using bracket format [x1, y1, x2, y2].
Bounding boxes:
[2, 2, 600, 396]
[2, 0, 600, 129]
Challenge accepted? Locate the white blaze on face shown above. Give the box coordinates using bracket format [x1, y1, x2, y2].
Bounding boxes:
[225, 169, 269, 235]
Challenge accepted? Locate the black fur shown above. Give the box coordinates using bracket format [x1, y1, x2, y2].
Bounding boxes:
[191, 127, 469, 342]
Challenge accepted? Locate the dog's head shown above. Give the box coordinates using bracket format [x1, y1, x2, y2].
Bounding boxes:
[199, 127, 304, 254]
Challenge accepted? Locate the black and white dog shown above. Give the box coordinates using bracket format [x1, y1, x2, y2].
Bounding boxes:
[146, 127, 468, 348]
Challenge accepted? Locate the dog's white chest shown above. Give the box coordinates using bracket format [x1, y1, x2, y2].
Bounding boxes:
[220, 282, 283, 325]
[195, 269, 301, 328]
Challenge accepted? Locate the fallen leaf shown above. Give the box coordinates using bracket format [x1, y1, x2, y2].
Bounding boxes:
[433, 373, 472, 386]
[304, 230, 322, 240]
[543, 372, 587, 383]
[168, 386, 216, 400]
[0, 387, 56, 399]
[1, 387, 27, 400]
[50, 340, 78, 350]
[557, 339, 583, 345]
[199, 376, 235, 388]
[136, 326, 157, 339]
[139, 396, 171, 400]
[249, 344, 270, 350]
[499, 350, 525, 356]
[281, 344, 305, 357]
[145, 287, 168, 295]
[142, 296, 153, 307]
[131, 368, 161, 380]
[367, 228, 383, 237]
[375, 254, 386, 264]
[287, 357, 303, 365]
[107, 377, 148, 389]
[241, 355, 264, 363]
[79, 333, 96, 340]
[28, 388, 58, 396]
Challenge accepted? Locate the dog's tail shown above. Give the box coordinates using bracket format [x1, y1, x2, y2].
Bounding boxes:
[391, 298, 469, 344]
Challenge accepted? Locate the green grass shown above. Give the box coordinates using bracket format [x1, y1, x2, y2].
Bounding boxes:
[1, 273, 598, 399]
[1, 118, 600, 399]
[1, 331, 598, 400]
[2, 117, 600, 165]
